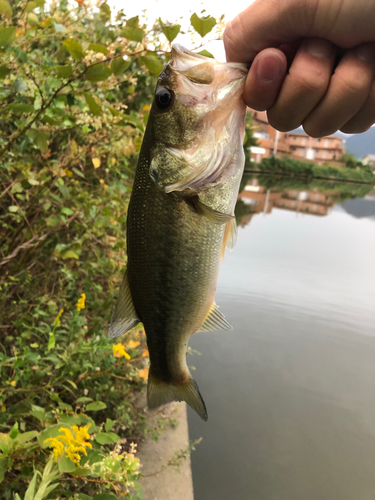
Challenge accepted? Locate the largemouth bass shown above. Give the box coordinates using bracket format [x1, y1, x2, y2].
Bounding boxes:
[109, 45, 247, 421]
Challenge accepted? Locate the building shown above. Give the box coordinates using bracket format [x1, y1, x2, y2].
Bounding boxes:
[362, 154, 375, 171]
[249, 109, 345, 165]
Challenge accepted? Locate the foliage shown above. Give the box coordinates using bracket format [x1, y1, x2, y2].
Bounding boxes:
[251, 156, 374, 183]
[0, 0, 219, 497]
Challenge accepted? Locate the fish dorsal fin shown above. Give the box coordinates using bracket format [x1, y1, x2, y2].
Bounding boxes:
[109, 271, 140, 338]
[194, 197, 234, 225]
[221, 218, 238, 259]
[198, 301, 232, 332]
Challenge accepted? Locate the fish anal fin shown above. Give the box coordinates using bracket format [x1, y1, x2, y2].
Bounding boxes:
[198, 301, 232, 332]
[109, 271, 140, 338]
[193, 197, 234, 225]
[221, 218, 238, 259]
[147, 370, 208, 421]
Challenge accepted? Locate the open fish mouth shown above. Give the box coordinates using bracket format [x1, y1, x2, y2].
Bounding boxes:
[150, 45, 248, 193]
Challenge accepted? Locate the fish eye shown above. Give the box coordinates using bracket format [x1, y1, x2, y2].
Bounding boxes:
[155, 88, 174, 110]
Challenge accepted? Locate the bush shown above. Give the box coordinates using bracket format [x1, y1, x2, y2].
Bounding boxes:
[0, 0, 220, 497]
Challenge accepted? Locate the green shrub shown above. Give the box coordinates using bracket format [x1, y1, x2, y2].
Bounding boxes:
[0, 0, 219, 497]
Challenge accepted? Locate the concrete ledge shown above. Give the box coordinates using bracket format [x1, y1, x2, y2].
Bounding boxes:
[137, 401, 194, 500]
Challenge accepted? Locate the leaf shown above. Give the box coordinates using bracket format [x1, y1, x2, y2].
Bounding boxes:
[162, 24, 180, 42]
[111, 56, 130, 76]
[100, 3, 111, 17]
[92, 157, 101, 169]
[88, 43, 109, 55]
[85, 63, 111, 82]
[9, 422, 19, 439]
[104, 418, 114, 432]
[16, 431, 38, 444]
[76, 397, 93, 403]
[84, 92, 102, 116]
[63, 39, 85, 61]
[47, 331, 55, 351]
[93, 495, 118, 500]
[27, 12, 39, 26]
[61, 249, 79, 259]
[25, 1, 37, 12]
[8, 103, 34, 113]
[190, 13, 216, 38]
[14, 79, 28, 92]
[94, 432, 120, 445]
[77, 495, 92, 500]
[0, 65, 11, 78]
[61, 207, 73, 215]
[138, 54, 163, 76]
[120, 26, 143, 43]
[58, 456, 76, 473]
[122, 114, 144, 131]
[54, 65, 72, 78]
[23, 471, 38, 500]
[0, 26, 15, 48]
[197, 49, 214, 58]
[53, 21, 66, 33]
[86, 401, 106, 411]
[8, 205, 18, 212]
[0, 458, 6, 484]
[0, 0, 12, 18]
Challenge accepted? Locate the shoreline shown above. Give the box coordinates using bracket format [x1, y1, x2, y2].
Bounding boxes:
[244, 169, 375, 185]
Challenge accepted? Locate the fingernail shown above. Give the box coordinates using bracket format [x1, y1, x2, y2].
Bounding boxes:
[356, 44, 375, 62]
[305, 38, 333, 58]
[256, 53, 283, 83]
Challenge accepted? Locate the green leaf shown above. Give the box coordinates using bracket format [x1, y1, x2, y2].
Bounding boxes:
[8, 103, 34, 113]
[16, 431, 38, 444]
[0, 458, 6, 484]
[109, 107, 121, 116]
[30, 405, 45, 422]
[27, 12, 39, 26]
[100, 3, 111, 17]
[197, 49, 215, 59]
[162, 24, 180, 42]
[138, 54, 163, 76]
[86, 401, 107, 411]
[122, 114, 144, 131]
[120, 26, 143, 43]
[53, 21, 66, 33]
[58, 456, 76, 473]
[47, 331, 55, 350]
[8, 205, 19, 212]
[85, 63, 111, 82]
[0, 65, 11, 78]
[190, 13, 216, 37]
[93, 495, 118, 500]
[23, 471, 38, 500]
[111, 56, 130, 76]
[54, 65, 72, 78]
[77, 495, 92, 500]
[25, 1, 37, 12]
[14, 79, 28, 92]
[0, 26, 15, 48]
[63, 39, 85, 61]
[88, 43, 109, 55]
[104, 418, 114, 432]
[61, 249, 79, 259]
[76, 397, 93, 403]
[0, 0, 12, 18]
[84, 92, 102, 116]
[9, 422, 19, 439]
[126, 16, 139, 27]
[94, 432, 120, 445]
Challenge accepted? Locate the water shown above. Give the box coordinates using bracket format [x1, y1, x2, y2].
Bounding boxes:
[188, 177, 375, 500]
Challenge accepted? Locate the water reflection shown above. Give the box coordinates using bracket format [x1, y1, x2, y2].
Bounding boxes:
[189, 176, 375, 500]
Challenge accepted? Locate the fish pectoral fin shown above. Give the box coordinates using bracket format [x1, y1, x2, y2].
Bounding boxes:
[221, 218, 238, 259]
[148, 369, 208, 421]
[193, 197, 234, 225]
[198, 301, 233, 332]
[109, 271, 140, 338]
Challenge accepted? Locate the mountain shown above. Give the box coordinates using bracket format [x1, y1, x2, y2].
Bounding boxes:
[344, 127, 375, 159]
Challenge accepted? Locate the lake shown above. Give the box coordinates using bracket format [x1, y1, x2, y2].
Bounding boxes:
[187, 176, 375, 500]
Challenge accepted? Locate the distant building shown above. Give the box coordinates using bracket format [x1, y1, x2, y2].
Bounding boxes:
[362, 154, 375, 171]
[248, 109, 345, 165]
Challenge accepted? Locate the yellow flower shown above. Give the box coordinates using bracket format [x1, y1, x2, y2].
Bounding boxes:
[44, 424, 92, 465]
[10, 381, 16, 387]
[127, 340, 140, 349]
[138, 368, 149, 380]
[76, 293, 86, 311]
[113, 344, 131, 359]
[53, 309, 64, 327]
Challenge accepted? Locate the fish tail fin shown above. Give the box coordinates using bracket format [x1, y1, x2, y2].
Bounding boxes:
[147, 369, 208, 421]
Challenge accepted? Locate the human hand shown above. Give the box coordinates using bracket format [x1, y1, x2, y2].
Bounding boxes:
[224, 0, 375, 137]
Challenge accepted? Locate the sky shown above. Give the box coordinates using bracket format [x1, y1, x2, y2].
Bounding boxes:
[107, 0, 254, 60]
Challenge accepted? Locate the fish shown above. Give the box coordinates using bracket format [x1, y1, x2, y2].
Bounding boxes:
[109, 45, 247, 421]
